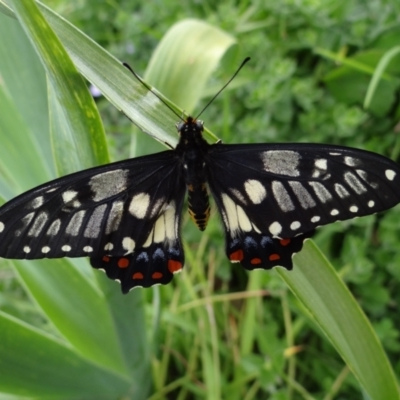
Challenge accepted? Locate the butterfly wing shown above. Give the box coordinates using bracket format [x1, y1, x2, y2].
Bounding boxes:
[206, 143, 400, 270]
[0, 151, 186, 292]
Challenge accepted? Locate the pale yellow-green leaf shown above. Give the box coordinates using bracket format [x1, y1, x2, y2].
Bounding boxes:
[145, 19, 237, 113]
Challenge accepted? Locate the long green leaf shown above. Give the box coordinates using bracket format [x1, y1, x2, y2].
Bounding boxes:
[278, 241, 400, 400]
[0, 311, 130, 399]
[364, 46, 400, 109]
[11, 0, 108, 173]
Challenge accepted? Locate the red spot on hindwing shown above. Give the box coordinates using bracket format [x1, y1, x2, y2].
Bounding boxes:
[118, 258, 129, 268]
[152, 272, 163, 279]
[251, 258, 262, 265]
[132, 272, 144, 280]
[269, 253, 281, 261]
[229, 249, 244, 262]
[168, 260, 183, 273]
[102, 256, 110, 262]
[280, 239, 291, 246]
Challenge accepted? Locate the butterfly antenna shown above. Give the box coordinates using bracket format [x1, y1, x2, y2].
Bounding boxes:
[195, 57, 251, 120]
[122, 62, 183, 120]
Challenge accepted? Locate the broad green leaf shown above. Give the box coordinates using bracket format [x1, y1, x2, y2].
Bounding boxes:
[0, 5, 151, 399]
[0, 0, 13, 17]
[14, 258, 128, 374]
[278, 241, 400, 400]
[0, 15, 52, 194]
[0, 311, 130, 398]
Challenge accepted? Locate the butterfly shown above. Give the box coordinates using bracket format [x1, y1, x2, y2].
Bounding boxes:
[0, 109, 400, 293]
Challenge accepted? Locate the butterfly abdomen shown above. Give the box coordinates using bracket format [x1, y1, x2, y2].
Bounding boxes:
[176, 117, 212, 231]
[187, 182, 210, 231]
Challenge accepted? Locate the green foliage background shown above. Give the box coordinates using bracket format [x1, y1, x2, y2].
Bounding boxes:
[0, 0, 400, 399]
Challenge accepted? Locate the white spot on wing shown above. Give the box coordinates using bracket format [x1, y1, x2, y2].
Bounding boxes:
[349, 205, 358, 213]
[129, 193, 150, 219]
[84, 204, 107, 238]
[41, 246, 51, 254]
[145, 201, 178, 246]
[153, 213, 166, 243]
[344, 172, 367, 194]
[83, 246, 93, 252]
[15, 213, 35, 237]
[356, 170, 378, 188]
[288, 181, 316, 209]
[150, 197, 166, 218]
[23, 246, 30, 253]
[368, 200, 375, 208]
[28, 212, 48, 237]
[62, 245, 71, 252]
[106, 201, 124, 234]
[331, 209, 339, 216]
[334, 183, 350, 198]
[104, 242, 114, 251]
[66, 210, 86, 236]
[261, 150, 300, 177]
[90, 169, 128, 201]
[309, 182, 332, 203]
[0, 222, 4, 232]
[29, 196, 44, 209]
[385, 169, 396, 181]
[290, 221, 301, 230]
[122, 237, 136, 253]
[46, 219, 61, 236]
[311, 216, 320, 223]
[62, 190, 81, 207]
[269, 221, 282, 236]
[221, 194, 252, 232]
[221, 194, 239, 232]
[344, 156, 359, 166]
[229, 189, 247, 205]
[142, 232, 153, 248]
[312, 159, 329, 178]
[244, 179, 267, 204]
[236, 206, 252, 232]
[162, 202, 178, 241]
[272, 181, 295, 212]
[315, 159, 327, 169]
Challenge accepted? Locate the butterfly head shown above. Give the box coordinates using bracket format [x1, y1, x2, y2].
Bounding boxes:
[176, 116, 204, 139]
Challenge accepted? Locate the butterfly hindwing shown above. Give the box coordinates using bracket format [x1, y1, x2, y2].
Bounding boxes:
[90, 192, 186, 292]
[206, 143, 400, 271]
[0, 151, 186, 291]
[225, 230, 314, 270]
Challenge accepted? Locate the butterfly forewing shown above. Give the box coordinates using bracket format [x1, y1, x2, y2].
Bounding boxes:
[207, 143, 400, 237]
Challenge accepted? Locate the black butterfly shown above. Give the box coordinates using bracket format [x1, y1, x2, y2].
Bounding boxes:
[0, 111, 400, 293]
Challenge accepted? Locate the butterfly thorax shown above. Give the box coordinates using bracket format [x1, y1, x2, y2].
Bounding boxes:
[175, 117, 211, 231]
